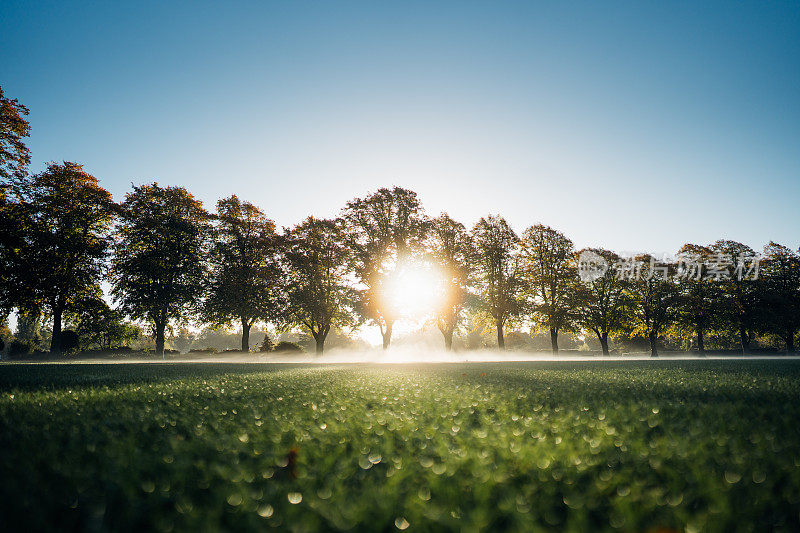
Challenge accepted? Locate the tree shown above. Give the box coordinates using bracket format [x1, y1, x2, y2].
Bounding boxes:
[14, 162, 114, 353]
[282, 217, 356, 354]
[427, 214, 474, 351]
[0, 86, 31, 181]
[673, 244, 722, 354]
[0, 86, 31, 315]
[758, 242, 800, 353]
[471, 215, 525, 349]
[342, 187, 428, 349]
[522, 224, 579, 354]
[111, 184, 209, 356]
[0, 185, 30, 315]
[203, 196, 283, 352]
[574, 249, 631, 355]
[628, 255, 679, 357]
[709, 240, 759, 353]
[69, 296, 139, 350]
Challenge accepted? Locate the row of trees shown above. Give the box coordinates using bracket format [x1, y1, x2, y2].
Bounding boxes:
[1, 86, 799, 356]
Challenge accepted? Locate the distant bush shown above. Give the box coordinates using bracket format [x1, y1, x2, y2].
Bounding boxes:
[273, 341, 303, 353]
[189, 347, 217, 354]
[8, 340, 33, 359]
[59, 330, 80, 354]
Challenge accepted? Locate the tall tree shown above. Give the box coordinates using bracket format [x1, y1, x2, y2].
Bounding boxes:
[342, 187, 428, 349]
[0, 86, 31, 181]
[282, 217, 356, 354]
[758, 242, 800, 353]
[628, 255, 679, 357]
[111, 184, 209, 356]
[574, 249, 630, 355]
[427, 214, 474, 351]
[709, 240, 759, 353]
[0, 86, 31, 318]
[522, 224, 578, 354]
[0, 186, 29, 316]
[471, 215, 525, 349]
[203, 196, 283, 352]
[674, 244, 721, 354]
[15, 162, 114, 353]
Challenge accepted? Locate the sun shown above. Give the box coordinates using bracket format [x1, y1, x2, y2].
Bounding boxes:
[383, 261, 446, 320]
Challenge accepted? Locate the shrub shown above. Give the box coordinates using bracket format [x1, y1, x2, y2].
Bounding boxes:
[59, 330, 80, 354]
[273, 341, 303, 353]
[259, 334, 274, 352]
[9, 340, 34, 359]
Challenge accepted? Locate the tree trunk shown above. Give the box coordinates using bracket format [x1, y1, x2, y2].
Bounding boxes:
[549, 326, 558, 355]
[155, 321, 166, 358]
[315, 331, 327, 355]
[598, 332, 610, 356]
[496, 320, 505, 350]
[382, 321, 393, 350]
[50, 305, 63, 354]
[696, 323, 705, 355]
[739, 324, 749, 355]
[442, 327, 454, 351]
[241, 319, 251, 352]
[649, 330, 658, 357]
[785, 328, 795, 354]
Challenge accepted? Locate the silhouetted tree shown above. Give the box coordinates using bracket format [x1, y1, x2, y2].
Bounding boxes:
[0, 186, 29, 316]
[111, 184, 209, 356]
[0, 86, 31, 317]
[203, 196, 283, 352]
[471, 215, 525, 349]
[14, 162, 114, 353]
[758, 242, 800, 353]
[522, 224, 579, 354]
[342, 187, 428, 349]
[574, 249, 630, 355]
[709, 240, 759, 353]
[69, 296, 139, 350]
[427, 214, 474, 350]
[674, 244, 721, 354]
[628, 255, 679, 357]
[282, 217, 356, 354]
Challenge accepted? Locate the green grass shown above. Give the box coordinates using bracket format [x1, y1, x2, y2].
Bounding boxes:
[0, 361, 799, 532]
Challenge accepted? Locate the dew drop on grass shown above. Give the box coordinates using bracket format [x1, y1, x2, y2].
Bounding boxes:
[395, 517, 410, 530]
[288, 492, 302, 504]
[141, 480, 155, 493]
[257, 504, 273, 518]
[227, 493, 243, 506]
[725, 471, 742, 484]
[752, 471, 766, 483]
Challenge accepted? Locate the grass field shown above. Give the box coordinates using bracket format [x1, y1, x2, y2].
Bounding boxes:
[0, 360, 799, 532]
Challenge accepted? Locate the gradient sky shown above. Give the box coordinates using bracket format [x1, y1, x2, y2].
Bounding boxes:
[2, 0, 798, 255]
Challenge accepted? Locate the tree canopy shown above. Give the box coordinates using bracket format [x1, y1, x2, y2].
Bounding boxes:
[111, 184, 209, 356]
[203, 195, 283, 352]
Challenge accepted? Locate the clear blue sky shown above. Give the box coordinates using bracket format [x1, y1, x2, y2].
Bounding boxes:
[2, 0, 798, 254]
